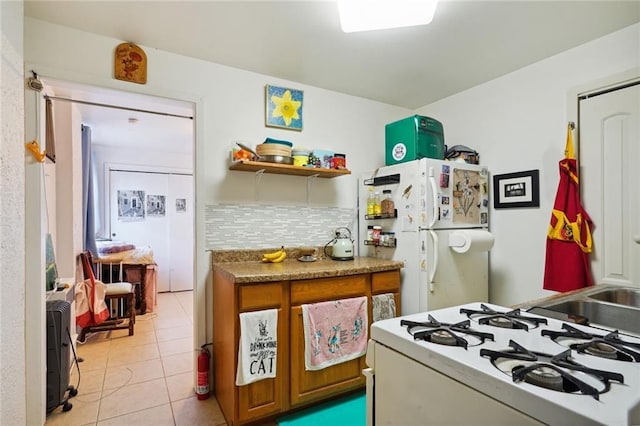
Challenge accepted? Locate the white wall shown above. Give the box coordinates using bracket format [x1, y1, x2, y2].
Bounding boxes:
[0, 0, 27, 424]
[416, 23, 640, 307]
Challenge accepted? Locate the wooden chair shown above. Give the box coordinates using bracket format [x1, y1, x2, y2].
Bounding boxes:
[77, 251, 135, 342]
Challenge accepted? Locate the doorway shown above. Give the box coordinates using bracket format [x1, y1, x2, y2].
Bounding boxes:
[40, 77, 197, 298]
[43, 78, 197, 380]
[25, 74, 201, 422]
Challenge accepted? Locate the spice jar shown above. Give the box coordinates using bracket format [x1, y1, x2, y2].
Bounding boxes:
[381, 190, 395, 216]
[367, 226, 374, 241]
[372, 226, 382, 244]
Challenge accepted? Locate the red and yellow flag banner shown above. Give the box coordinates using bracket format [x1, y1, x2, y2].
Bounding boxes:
[543, 124, 594, 292]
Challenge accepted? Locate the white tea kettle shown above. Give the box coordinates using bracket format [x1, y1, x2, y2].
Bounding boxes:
[324, 227, 354, 261]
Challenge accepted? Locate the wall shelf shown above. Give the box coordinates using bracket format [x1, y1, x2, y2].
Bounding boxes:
[365, 210, 398, 220]
[363, 173, 400, 186]
[363, 240, 397, 248]
[230, 160, 351, 178]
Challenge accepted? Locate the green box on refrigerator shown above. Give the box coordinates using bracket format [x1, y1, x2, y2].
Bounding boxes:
[385, 115, 445, 165]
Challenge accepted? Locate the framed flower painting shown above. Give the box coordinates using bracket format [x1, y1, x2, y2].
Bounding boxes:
[265, 84, 303, 131]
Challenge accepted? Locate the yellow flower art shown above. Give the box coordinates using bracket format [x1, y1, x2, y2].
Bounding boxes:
[270, 90, 301, 126]
[266, 85, 304, 130]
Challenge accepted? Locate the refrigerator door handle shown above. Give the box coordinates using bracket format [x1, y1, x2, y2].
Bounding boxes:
[428, 167, 438, 228]
[428, 230, 438, 291]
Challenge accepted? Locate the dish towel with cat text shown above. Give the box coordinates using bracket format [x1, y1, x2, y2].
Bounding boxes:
[236, 309, 278, 386]
[372, 293, 396, 322]
[302, 296, 368, 371]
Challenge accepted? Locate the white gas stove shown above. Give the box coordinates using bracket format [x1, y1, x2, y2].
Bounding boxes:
[365, 302, 640, 426]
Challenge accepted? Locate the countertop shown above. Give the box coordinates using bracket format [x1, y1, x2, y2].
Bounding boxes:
[211, 248, 403, 284]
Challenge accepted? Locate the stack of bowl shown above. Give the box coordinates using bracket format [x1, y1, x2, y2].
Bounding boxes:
[256, 138, 293, 164]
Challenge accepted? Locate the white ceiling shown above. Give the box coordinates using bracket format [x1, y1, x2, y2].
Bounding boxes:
[25, 0, 640, 151]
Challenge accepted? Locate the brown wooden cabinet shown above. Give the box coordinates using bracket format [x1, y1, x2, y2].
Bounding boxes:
[236, 283, 288, 423]
[290, 275, 369, 407]
[212, 265, 400, 425]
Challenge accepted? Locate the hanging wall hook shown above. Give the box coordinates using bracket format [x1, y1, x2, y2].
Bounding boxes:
[568, 121, 575, 130]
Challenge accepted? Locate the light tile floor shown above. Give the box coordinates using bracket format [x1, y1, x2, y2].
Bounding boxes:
[45, 291, 227, 426]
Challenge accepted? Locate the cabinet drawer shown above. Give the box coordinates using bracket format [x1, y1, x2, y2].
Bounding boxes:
[291, 275, 366, 305]
[239, 282, 283, 311]
[372, 270, 400, 293]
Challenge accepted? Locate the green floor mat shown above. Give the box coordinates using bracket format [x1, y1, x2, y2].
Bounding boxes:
[277, 391, 366, 426]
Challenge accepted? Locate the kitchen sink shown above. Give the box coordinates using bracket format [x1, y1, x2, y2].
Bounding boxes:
[539, 298, 640, 336]
[586, 287, 640, 308]
[527, 285, 640, 336]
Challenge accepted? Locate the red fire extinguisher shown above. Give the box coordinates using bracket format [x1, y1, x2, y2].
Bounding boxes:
[197, 343, 212, 400]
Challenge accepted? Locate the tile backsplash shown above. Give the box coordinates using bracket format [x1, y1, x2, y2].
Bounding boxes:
[205, 204, 357, 249]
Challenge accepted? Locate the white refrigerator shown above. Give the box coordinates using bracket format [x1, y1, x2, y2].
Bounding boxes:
[358, 158, 494, 315]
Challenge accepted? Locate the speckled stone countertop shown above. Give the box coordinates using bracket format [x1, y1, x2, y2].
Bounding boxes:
[211, 247, 404, 284]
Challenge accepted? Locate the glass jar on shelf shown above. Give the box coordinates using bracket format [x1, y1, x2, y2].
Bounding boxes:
[367, 225, 374, 241]
[373, 192, 381, 216]
[372, 226, 382, 244]
[367, 188, 375, 216]
[381, 189, 394, 216]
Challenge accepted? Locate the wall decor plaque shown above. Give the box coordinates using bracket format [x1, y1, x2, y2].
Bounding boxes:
[114, 42, 147, 84]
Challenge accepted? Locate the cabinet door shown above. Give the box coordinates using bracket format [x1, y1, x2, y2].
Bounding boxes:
[237, 283, 288, 422]
[238, 308, 288, 422]
[290, 305, 365, 407]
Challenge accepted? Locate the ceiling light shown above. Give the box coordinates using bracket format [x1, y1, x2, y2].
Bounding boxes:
[337, 0, 438, 33]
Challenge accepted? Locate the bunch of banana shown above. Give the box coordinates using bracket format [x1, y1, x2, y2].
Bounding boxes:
[262, 246, 287, 263]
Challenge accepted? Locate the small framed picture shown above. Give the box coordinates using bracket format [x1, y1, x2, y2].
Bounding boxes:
[493, 169, 540, 209]
[176, 198, 186, 213]
[265, 84, 303, 131]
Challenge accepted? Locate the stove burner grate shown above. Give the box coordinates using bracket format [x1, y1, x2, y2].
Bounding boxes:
[542, 323, 640, 363]
[401, 314, 494, 349]
[480, 339, 624, 399]
[460, 304, 548, 331]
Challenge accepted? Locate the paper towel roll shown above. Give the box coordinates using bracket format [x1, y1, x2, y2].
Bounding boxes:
[449, 230, 495, 253]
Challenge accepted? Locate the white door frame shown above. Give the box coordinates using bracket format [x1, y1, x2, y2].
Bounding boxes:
[23, 66, 205, 421]
[24, 82, 48, 426]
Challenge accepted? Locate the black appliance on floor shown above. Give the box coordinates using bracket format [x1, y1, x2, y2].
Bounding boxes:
[46, 300, 77, 413]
